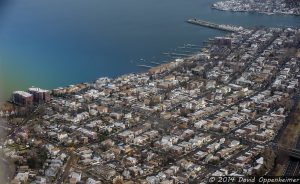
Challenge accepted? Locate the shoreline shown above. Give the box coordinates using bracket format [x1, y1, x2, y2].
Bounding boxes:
[1, 1, 300, 182]
[212, 6, 300, 16]
[0, 49, 207, 104]
[2, 25, 300, 182]
[1, 1, 299, 103]
[0, 43, 209, 104]
[211, 0, 300, 17]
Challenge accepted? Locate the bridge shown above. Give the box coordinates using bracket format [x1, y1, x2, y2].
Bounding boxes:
[274, 144, 300, 176]
[287, 148, 300, 159]
[272, 143, 300, 159]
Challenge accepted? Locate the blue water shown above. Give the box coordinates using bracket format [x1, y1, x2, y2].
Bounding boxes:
[0, 0, 299, 99]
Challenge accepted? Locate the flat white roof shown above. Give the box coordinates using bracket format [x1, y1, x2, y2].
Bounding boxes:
[28, 87, 49, 93]
[13, 91, 32, 98]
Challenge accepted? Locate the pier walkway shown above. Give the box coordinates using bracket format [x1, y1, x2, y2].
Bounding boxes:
[187, 18, 243, 32]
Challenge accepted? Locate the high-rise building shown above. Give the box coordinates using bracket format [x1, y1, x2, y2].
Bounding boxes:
[28, 87, 51, 103]
[12, 91, 33, 106]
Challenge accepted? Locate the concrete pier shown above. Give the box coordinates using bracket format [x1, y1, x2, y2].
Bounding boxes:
[187, 18, 243, 32]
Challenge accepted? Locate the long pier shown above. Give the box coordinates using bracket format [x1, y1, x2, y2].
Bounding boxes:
[187, 18, 243, 32]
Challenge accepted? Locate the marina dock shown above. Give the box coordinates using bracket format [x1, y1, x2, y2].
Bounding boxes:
[186, 18, 243, 32]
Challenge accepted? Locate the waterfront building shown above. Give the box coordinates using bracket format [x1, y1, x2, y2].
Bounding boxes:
[28, 87, 51, 103]
[12, 91, 33, 106]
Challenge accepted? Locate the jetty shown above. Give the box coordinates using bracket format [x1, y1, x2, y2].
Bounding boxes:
[162, 52, 190, 57]
[137, 64, 153, 68]
[186, 18, 243, 32]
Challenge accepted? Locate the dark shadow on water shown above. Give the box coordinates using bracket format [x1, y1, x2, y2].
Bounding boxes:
[0, 0, 11, 10]
[0, 0, 13, 19]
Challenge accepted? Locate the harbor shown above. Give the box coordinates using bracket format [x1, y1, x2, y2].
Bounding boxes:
[134, 43, 204, 68]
